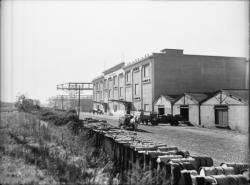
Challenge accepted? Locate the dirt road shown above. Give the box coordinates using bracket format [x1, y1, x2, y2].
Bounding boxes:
[80, 113, 248, 166]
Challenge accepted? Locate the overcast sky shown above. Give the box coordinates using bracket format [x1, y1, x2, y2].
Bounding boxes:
[1, 0, 249, 104]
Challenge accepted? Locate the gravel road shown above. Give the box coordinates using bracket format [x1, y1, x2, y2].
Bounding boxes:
[80, 113, 248, 166]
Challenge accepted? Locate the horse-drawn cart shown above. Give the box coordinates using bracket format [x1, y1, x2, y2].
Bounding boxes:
[118, 114, 139, 131]
[139, 111, 159, 126]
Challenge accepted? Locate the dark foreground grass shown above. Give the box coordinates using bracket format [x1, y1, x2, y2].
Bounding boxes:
[0, 110, 163, 185]
[0, 111, 118, 185]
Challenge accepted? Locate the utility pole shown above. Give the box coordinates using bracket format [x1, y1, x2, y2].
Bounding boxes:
[56, 82, 93, 118]
[61, 95, 64, 110]
[78, 86, 80, 117]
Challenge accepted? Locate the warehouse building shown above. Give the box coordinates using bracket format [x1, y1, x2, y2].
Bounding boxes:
[93, 48, 248, 115]
[172, 93, 211, 126]
[200, 89, 249, 133]
[153, 95, 179, 115]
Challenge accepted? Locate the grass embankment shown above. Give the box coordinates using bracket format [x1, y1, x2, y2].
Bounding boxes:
[0, 109, 117, 185]
[0, 101, 16, 112]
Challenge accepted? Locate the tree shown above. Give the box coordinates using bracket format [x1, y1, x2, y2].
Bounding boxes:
[15, 94, 39, 112]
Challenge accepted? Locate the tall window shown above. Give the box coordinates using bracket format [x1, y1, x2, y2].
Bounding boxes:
[114, 104, 118, 112]
[113, 76, 117, 86]
[126, 71, 131, 83]
[108, 90, 111, 98]
[119, 87, 124, 97]
[144, 104, 149, 111]
[100, 82, 103, 90]
[104, 80, 107, 89]
[108, 78, 112, 89]
[143, 64, 150, 78]
[134, 84, 139, 95]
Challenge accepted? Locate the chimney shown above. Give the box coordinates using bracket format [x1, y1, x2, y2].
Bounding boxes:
[160, 49, 184, 55]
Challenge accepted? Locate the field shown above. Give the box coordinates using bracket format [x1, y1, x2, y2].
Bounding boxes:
[0, 102, 17, 112]
[0, 110, 117, 185]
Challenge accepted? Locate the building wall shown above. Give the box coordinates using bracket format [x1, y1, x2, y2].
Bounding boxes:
[200, 105, 215, 127]
[173, 95, 200, 125]
[125, 85, 133, 102]
[100, 66, 125, 115]
[124, 58, 154, 111]
[200, 93, 248, 133]
[228, 105, 249, 133]
[118, 74, 125, 100]
[154, 53, 247, 102]
[114, 89, 118, 100]
[142, 82, 153, 111]
[189, 105, 199, 126]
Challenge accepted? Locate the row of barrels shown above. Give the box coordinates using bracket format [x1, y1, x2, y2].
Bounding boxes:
[169, 160, 249, 185]
[84, 119, 249, 185]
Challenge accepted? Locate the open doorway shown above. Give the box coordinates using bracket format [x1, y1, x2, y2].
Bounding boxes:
[158, 107, 165, 115]
[180, 105, 189, 121]
[126, 103, 131, 114]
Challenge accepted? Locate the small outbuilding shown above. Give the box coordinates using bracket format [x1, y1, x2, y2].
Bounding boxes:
[200, 89, 249, 133]
[153, 95, 179, 115]
[173, 93, 210, 126]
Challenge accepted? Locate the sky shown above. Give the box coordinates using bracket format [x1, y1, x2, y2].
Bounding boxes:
[1, 0, 249, 104]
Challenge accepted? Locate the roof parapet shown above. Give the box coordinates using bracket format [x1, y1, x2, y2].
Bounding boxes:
[124, 53, 153, 69]
[160, 49, 184, 55]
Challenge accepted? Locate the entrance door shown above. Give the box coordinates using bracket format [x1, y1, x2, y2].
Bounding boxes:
[158, 107, 165, 115]
[104, 104, 108, 113]
[180, 105, 189, 121]
[215, 106, 228, 126]
[126, 103, 131, 114]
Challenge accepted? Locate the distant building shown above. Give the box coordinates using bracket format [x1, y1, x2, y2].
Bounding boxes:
[93, 48, 248, 115]
[92, 63, 126, 115]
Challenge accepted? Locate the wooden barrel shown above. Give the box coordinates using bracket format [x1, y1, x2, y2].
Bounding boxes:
[146, 151, 177, 158]
[176, 150, 190, 158]
[200, 166, 235, 176]
[156, 155, 183, 164]
[211, 174, 248, 185]
[182, 169, 198, 176]
[195, 176, 205, 185]
[169, 161, 196, 171]
[171, 157, 196, 163]
[169, 163, 197, 185]
[178, 170, 193, 185]
[171, 162, 183, 185]
[221, 163, 249, 174]
[203, 176, 217, 184]
[191, 156, 213, 170]
[170, 157, 197, 170]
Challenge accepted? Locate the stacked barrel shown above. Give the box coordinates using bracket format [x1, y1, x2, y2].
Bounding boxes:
[83, 119, 249, 185]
